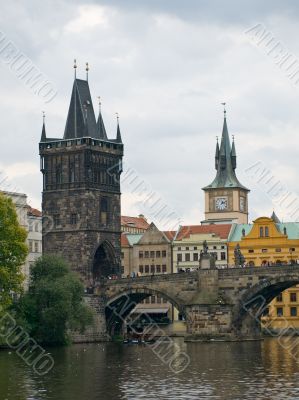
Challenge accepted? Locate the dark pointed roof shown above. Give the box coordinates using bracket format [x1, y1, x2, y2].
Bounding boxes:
[97, 111, 108, 140]
[63, 79, 98, 139]
[271, 211, 281, 223]
[116, 121, 122, 143]
[203, 115, 249, 191]
[40, 120, 46, 142]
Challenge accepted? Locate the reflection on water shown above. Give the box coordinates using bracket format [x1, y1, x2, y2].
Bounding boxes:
[1, 337, 299, 399]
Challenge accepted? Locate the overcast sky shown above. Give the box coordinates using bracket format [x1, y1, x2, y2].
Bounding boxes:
[1, 0, 299, 229]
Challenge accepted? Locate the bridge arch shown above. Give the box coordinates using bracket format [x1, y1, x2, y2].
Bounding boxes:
[105, 287, 186, 336]
[232, 274, 299, 337]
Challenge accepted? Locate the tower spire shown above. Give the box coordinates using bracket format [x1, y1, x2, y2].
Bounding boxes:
[40, 111, 46, 141]
[116, 112, 122, 143]
[215, 136, 220, 170]
[96, 96, 108, 140]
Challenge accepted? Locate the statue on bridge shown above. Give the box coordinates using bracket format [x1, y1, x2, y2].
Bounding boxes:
[200, 240, 216, 269]
[234, 244, 246, 267]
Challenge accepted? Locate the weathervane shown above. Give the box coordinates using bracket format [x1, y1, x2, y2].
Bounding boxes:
[74, 59, 77, 78]
[221, 102, 226, 117]
[86, 62, 89, 81]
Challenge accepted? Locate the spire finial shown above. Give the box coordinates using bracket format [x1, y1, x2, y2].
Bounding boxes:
[74, 59, 77, 78]
[42, 110, 45, 124]
[232, 134, 235, 141]
[97, 96, 101, 113]
[216, 135, 218, 142]
[116, 112, 119, 124]
[86, 62, 89, 81]
[221, 102, 226, 118]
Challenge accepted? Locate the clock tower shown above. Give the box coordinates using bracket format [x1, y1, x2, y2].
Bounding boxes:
[202, 110, 249, 224]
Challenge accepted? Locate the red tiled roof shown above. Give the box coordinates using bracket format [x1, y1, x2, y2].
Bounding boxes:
[27, 206, 42, 217]
[176, 224, 232, 240]
[121, 233, 130, 247]
[121, 215, 149, 230]
[163, 231, 176, 241]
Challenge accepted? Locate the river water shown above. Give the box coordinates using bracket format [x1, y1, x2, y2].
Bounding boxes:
[1, 337, 299, 400]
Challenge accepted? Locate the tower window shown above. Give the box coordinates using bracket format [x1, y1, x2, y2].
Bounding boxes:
[100, 197, 109, 226]
[265, 227, 269, 237]
[259, 227, 264, 237]
[70, 214, 77, 225]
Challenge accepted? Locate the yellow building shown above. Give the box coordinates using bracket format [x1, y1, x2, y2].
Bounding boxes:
[228, 216, 299, 332]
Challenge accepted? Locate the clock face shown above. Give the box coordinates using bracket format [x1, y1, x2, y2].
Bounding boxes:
[215, 197, 228, 210]
[240, 197, 245, 212]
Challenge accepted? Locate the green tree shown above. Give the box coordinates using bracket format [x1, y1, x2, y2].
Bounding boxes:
[16, 255, 93, 345]
[0, 192, 27, 313]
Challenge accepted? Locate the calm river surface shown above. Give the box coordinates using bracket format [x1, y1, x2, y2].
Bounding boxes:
[1, 337, 299, 400]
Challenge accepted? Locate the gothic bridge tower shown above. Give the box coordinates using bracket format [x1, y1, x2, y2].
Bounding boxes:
[39, 64, 123, 283]
[202, 109, 249, 224]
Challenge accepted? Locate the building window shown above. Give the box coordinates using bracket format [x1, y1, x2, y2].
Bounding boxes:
[162, 250, 166, 257]
[194, 246, 197, 250]
[156, 251, 161, 258]
[144, 265, 149, 273]
[221, 252, 226, 260]
[150, 251, 155, 259]
[150, 265, 155, 273]
[276, 293, 283, 302]
[290, 248, 296, 252]
[248, 249, 254, 253]
[163, 298, 167, 304]
[151, 296, 155, 304]
[35, 223, 39, 232]
[261, 249, 268, 253]
[156, 265, 161, 273]
[213, 246, 217, 250]
[186, 247, 189, 250]
[100, 197, 109, 226]
[145, 297, 150, 304]
[29, 222, 33, 232]
[178, 247, 181, 251]
[70, 213, 77, 225]
[291, 307, 297, 317]
[277, 307, 283, 317]
[162, 265, 167, 273]
[221, 246, 225, 250]
[121, 266, 124, 274]
[265, 227, 269, 237]
[259, 227, 264, 237]
[290, 293, 297, 302]
[185, 253, 190, 262]
[145, 251, 149, 258]
[275, 248, 281, 253]
[121, 252, 124, 259]
[139, 265, 144, 273]
[177, 253, 182, 262]
[28, 240, 33, 253]
[54, 215, 60, 227]
[193, 253, 198, 261]
[157, 296, 161, 304]
[139, 251, 143, 259]
[34, 242, 39, 253]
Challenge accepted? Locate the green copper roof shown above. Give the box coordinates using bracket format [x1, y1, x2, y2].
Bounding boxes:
[229, 222, 299, 241]
[126, 234, 143, 246]
[203, 115, 249, 191]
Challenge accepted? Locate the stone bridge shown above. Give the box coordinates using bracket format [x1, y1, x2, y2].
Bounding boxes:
[80, 265, 299, 342]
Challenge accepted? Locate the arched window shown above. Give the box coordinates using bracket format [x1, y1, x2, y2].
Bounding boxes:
[265, 227, 269, 237]
[259, 227, 264, 237]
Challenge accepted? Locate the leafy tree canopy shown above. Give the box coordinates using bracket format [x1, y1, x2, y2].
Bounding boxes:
[0, 193, 27, 312]
[16, 255, 93, 345]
